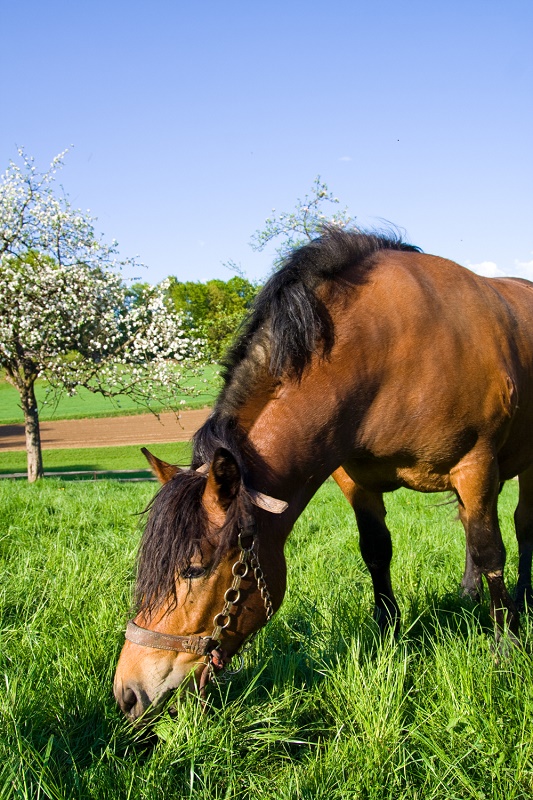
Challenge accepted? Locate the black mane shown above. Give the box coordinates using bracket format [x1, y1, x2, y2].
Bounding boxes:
[214, 227, 420, 420]
[135, 228, 420, 612]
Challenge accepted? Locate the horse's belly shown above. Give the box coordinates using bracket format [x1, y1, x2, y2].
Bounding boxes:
[345, 458, 452, 494]
[395, 465, 452, 493]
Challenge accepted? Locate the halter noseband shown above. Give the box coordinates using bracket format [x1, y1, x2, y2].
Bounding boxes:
[124, 621, 219, 656]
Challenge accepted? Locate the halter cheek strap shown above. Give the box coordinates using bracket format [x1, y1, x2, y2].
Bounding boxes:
[247, 489, 288, 514]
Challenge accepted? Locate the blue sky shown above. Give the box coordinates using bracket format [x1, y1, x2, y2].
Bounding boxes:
[1, 0, 532, 285]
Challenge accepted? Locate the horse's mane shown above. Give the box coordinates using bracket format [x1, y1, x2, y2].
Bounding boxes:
[224, 227, 419, 384]
[135, 228, 420, 613]
[194, 227, 420, 461]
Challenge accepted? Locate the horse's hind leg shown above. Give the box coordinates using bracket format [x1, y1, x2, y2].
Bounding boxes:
[461, 546, 483, 603]
[514, 465, 533, 611]
[461, 481, 505, 603]
[333, 469, 400, 635]
[451, 454, 519, 640]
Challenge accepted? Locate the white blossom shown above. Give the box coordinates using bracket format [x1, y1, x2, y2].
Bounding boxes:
[0, 149, 206, 479]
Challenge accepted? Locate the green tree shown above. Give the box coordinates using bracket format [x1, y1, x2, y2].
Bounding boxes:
[167, 275, 259, 360]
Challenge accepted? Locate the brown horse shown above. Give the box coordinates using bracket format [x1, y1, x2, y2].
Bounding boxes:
[114, 229, 533, 722]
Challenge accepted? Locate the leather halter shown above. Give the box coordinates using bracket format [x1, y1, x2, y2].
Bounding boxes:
[124, 529, 272, 661]
[124, 466, 286, 697]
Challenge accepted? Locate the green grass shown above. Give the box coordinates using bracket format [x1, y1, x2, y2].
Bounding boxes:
[0, 367, 220, 424]
[1, 478, 532, 798]
[0, 442, 192, 477]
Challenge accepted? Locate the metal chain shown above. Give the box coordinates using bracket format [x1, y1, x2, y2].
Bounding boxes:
[204, 530, 274, 685]
[209, 532, 256, 642]
[249, 546, 274, 623]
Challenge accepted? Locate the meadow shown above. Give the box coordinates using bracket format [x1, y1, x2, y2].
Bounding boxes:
[0, 443, 192, 478]
[0, 367, 221, 425]
[1, 477, 532, 799]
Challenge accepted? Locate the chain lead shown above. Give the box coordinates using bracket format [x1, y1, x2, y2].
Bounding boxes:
[205, 528, 274, 686]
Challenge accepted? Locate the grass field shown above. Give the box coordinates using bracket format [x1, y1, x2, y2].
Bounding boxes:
[0, 443, 192, 477]
[0, 367, 220, 425]
[1, 477, 532, 799]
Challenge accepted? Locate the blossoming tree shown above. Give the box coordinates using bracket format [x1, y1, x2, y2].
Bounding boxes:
[250, 176, 357, 268]
[0, 150, 202, 481]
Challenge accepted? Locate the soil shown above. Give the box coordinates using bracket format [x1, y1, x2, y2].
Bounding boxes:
[0, 408, 212, 451]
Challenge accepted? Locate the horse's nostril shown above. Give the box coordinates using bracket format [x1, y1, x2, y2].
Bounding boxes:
[122, 686, 138, 713]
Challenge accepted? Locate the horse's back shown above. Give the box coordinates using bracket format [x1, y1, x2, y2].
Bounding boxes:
[330, 250, 533, 488]
[484, 275, 533, 475]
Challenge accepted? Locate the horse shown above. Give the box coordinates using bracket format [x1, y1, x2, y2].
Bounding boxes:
[114, 228, 533, 722]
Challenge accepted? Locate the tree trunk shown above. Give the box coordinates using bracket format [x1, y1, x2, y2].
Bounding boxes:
[20, 381, 44, 482]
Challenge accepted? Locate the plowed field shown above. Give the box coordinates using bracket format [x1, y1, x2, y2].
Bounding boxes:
[0, 408, 211, 451]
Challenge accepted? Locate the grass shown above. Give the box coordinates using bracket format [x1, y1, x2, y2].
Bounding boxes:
[0, 366, 220, 425]
[1, 478, 533, 798]
[0, 443, 192, 477]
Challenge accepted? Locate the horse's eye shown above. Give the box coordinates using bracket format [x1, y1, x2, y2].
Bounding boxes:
[181, 565, 206, 580]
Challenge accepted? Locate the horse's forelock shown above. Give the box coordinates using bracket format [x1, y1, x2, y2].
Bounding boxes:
[134, 465, 251, 616]
[135, 470, 209, 614]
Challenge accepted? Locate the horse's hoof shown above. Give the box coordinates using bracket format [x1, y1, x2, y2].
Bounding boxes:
[490, 629, 521, 664]
[460, 586, 482, 604]
[373, 606, 400, 638]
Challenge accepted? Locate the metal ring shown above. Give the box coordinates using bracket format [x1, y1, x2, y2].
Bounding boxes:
[224, 587, 241, 605]
[223, 654, 245, 676]
[232, 561, 249, 578]
[213, 612, 231, 630]
[238, 532, 255, 552]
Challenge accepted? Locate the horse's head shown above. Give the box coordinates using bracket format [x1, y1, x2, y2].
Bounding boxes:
[113, 447, 287, 723]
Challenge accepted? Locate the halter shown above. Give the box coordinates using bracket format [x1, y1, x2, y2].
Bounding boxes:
[124, 462, 287, 697]
[125, 529, 276, 696]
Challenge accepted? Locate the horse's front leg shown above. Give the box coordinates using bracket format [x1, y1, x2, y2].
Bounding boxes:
[333, 469, 400, 636]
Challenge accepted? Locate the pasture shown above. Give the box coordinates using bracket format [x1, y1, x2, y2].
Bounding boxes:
[0, 443, 192, 478]
[1, 477, 533, 799]
[0, 367, 221, 425]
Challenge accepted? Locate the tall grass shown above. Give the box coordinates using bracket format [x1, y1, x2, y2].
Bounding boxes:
[1, 478, 532, 799]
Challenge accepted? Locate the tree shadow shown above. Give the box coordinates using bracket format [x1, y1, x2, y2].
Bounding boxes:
[0, 464, 154, 480]
[0, 424, 25, 437]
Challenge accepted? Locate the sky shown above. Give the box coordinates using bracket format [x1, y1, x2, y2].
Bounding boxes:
[1, 0, 532, 285]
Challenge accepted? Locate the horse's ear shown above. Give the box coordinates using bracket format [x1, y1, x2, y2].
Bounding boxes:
[205, 447, 241, 511]
[141, 447, 180, 484]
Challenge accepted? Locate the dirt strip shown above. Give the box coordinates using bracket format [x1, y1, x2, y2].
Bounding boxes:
[0, 408, 211, 451]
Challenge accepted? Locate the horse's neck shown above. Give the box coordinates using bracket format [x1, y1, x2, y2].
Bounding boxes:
[236, 380, 340, 521]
